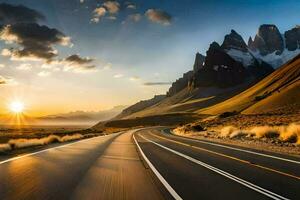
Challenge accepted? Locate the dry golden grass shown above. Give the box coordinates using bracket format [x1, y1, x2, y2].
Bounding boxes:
[0, 134, 88, 152]
[220, 123, 300, 144]
[0, 143, 11, 152]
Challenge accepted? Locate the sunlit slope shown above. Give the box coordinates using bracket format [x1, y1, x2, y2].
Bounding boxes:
[119, 82, 251, 119]
[199, 54, 300, 115]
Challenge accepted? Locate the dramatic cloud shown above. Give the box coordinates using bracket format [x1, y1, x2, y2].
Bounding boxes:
[143, 82, 172, 86]
[91, 7, 106, 23]
[145, 9, 172, 25]
[62, 54, 96, 72]
[0, 3, 45, 25]
[103, 1, 120, 14]
[0, 23, 71, 61]
[0, 3, 99, 74]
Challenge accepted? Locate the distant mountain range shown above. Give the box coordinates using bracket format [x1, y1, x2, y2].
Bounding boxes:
[98, 24, 300, 126]
[37, 105, 127, 125]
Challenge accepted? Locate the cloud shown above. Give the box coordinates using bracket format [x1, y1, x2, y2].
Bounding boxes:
[128, 14, 142, 22]
[103, 1, 120, 14]
[0, 3, 97, 75]
[16, 63, 32, 70]
[1, 48, 11, 56]
[145, 9, 172, 25]
[62, 54, 97, 72]
[114, 73, 123, 78]
[0, 75, 6, 84]
[37, 54, 99, 73]
[65, 54, 93, 65]
[91, 7, 106, 23]
[38, 71, 51, 77]
[129, 76, 140, 81]
[0, 3, 45, 24]
[103, 63, 112, 70]
[127, 4, 136, 9]
[143, 82, 172, 86]
[80, 0, 85, 3]
[0, 75, 16, 85]
[0, 23, 71, 62]
[107, 16, 117, 20]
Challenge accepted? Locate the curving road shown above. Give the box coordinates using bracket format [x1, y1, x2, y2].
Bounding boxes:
[134, 128, 300, 200]
[0, 128, 299, 200]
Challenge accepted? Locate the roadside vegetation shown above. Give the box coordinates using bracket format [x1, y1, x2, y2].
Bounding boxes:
[220, 123, 300, 144]
[0, 126, 104, 154]
[0, 133, 99, 153]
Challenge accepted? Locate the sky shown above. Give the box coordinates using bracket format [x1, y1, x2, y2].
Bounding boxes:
[0, 0, 300, 117]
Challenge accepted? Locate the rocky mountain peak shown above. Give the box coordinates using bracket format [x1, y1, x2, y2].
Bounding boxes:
[248, 36, 253, 47]
[250, 24, 284, 55]
[208, 41, 222, 51]
[284, 25, 300, 51]
[221, 29, 248, 52]
[193, 52, 205, 72]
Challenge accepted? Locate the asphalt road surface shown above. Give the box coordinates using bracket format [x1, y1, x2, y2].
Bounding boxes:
[0, 130, 163, 200]
[134, 128, 300, 200]
[0, 128, 299, 200]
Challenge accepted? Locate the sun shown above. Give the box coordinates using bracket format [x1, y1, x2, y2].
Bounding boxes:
[9, 101, 25, 114]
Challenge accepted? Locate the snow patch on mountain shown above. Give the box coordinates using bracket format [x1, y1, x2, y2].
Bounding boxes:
[251, 48, 300, 68]
[225, 49, 255, 67]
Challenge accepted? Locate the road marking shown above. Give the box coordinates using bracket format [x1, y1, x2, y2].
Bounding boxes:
[139, 134, 290, 200]
[133, 133, 183, 200]
[0, 132, 121, 165]
[164, 130, 300, 165]
[102, 155, 140, 161]
[153, 133, 300, 180]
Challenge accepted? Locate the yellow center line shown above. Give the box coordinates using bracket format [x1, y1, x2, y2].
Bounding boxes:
[149, 133, 300, 181]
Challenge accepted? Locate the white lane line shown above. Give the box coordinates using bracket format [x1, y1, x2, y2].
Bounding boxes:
[141, 134, 290, 200]
[164, 130, 300, 165]
[133, 133, 183, 200]
[0, 132, 121, 165]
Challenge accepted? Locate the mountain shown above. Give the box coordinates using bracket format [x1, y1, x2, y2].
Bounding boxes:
[37, 105, 127, 125]
[191, 41, 248, 88]
[166, 24, 300, 99]
[117, 95, 166, 119]
[249, 24, 300, 68]
[94, 24, 300, 129]
[199, 54, 300, 115]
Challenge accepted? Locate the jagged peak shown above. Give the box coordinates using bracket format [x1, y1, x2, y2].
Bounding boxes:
[193, 52, 205, 72]
[230, 29, 239, 35]
[209, 41, 221, 50]
[221, 29, 247, 52]
[257, 24, 280, 36]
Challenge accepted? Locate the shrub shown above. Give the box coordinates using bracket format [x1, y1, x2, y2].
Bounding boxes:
[219, 111, 238, 118]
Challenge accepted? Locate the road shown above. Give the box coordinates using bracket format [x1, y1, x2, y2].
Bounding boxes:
[0, 130, 163, 200]
[0, 128, 299, 200]
[134, 128, 300, 200]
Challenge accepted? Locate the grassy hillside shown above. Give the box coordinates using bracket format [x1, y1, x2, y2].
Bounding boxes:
[199, 54, 300, 115]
